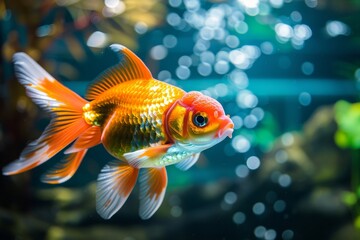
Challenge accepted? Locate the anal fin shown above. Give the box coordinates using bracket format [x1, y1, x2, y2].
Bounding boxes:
[139, 167, 167, 220]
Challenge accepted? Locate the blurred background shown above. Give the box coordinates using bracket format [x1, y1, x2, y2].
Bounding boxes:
[1, 0, 360, 239]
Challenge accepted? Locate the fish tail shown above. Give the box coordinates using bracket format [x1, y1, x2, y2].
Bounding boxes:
[2, 53, 91, 176]
[96, 160, 167, 219]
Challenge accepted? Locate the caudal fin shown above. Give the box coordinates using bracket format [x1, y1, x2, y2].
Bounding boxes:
[2, 53, 90, 176]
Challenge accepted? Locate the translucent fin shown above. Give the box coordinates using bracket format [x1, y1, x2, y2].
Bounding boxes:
[41, 149, 87, 184]
[12, 53, 87, 113]
[86, 44, 153, 100]
[65, 126, 101, 154]
[96, 160, 139, 219]
[3, 118, 89, 175]
[123, 144, 172, 168]
[139, 167, 167, 220]
[176, 153, 200, 171]
[2, 53, 90, 176]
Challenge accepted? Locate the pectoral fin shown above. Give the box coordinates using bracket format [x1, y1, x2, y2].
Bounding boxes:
[123, 144, 173, 168]
[96, 160, 139, 219]
[175, 152, 200, 171]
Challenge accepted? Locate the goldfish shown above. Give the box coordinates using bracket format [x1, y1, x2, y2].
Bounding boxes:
[2, 44, 234, 220]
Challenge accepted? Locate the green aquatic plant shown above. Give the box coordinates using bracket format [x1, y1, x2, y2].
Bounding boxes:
[335, 100, 360, 228]
[335, 100, 360, 149]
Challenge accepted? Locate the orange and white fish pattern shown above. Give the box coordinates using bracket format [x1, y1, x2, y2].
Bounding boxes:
[2, 44, 234, 220]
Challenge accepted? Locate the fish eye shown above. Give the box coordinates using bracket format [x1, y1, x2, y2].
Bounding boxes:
[193, 112, 208, 128]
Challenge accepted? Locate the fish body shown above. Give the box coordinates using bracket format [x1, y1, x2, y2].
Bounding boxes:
[83, 79, 184, 159]
[3, 44, 234, 220]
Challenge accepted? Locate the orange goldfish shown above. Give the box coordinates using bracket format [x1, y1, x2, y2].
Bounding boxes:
[3, 44, 234, 220]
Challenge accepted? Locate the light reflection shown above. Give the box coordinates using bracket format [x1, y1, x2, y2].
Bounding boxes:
[200, 51, 215, 64]
[167, 12, 182, 27]
[273, 200, 286, 212]
[278, 174, 292, 187]
[260, 41, 274, 55]
[251, 107, 264, 121]
[232, 135, 251, 153]
[253, 202, 265, 215]
[326, 20, 350, 37]
[178, 55, 192, 67]
[281, 133, 294, 146]
[246, 156, 261, 170]
[197, 62, 212, 76]
[355, 68, 360, 80]
[87, 31, 107, 48]
[299, 92, 312, 106]
[102, 0, 125, 17]
[237, 90, 258, 108]
[214, 60, 230, 74]
[236, 164, 249, 178]
[294, 24, 312, 41]
[264, 229, 277, 240]
[234, 21, 249, 34]
[269, 0, 283, 8]
[134, 22, 148, 34]
[244, 114, 258, 128]
[275, 23, 293, 41]
[233, 212, 246, 224]
[200, 27, 215, 40]
[229, 50, 246, 65]
[238, 0, 259, 9]
[301, 61, 314, 75]
[230, 70, 249, 89]
[305, 0, 318, 8]
[275, 150, 288, 164]
[163, 35, 178, 48]
[158, 70, 172, 81]
[254, 226, 267, 238]
[170, 206, 183, 217]
[105, 0, 119, 8]
[231, 116, 243, 130]
[169, 0, 182, 8]
[225, 35, 240, 48]
[214, 83, 228, 97]
[282, 229, 295, 240]
[176, 65, 191, 79]
[184, 0, 200, 12]
[36, 24, 53, 37]
[150, 45, 168, 60]
[290, 11, 302, 22]
[224, 192, 238, 204]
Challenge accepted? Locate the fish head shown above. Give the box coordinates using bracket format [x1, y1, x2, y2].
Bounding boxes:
[166, 91, 234, 152]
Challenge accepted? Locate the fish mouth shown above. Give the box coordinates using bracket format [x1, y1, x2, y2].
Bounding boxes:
[217, 117, 234, 139]
[217, 127, 234, 139]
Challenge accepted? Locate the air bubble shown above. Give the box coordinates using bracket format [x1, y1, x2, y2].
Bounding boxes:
[252, 202, 265, 215]
[233, 212, 246, 224]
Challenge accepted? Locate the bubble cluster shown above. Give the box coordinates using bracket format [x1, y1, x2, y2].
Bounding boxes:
[254, 226, 278, 240]
[275, 23, 312, 48]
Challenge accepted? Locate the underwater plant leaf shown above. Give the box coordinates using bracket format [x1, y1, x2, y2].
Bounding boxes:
[342, 191, 357, 207]
[335, 130, 351, 148]
[334, 100, 360, 149]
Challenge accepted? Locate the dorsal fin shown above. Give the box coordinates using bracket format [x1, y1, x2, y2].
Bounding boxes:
[86, 44, 153, 100]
